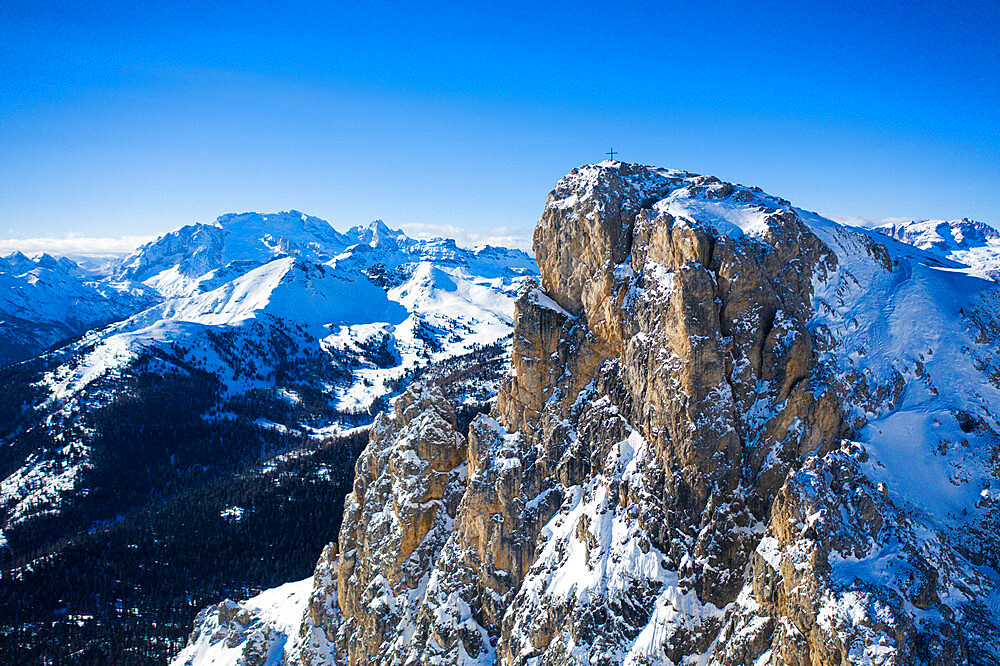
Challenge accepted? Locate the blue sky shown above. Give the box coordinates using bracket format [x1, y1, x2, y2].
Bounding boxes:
[1, 1, 998, 252]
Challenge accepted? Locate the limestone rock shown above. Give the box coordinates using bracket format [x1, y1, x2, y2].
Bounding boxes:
[179, 162, 1000, 665]
[292, 383, 468, 665]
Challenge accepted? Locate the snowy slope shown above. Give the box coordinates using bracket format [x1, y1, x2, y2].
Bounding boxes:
[127, 257, 406, 331]
[802, 213, 1000, 526]
[172, 578, 313, 666]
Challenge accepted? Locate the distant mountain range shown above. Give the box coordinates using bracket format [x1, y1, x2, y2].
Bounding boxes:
[870, 217, 1000, 280]
[0, 212, 534, 366]
[0, 212, 536, 660]
[0, 251, 159, 366]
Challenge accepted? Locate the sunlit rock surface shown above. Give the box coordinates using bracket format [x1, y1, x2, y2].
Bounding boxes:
[180, 162, 1000, 665]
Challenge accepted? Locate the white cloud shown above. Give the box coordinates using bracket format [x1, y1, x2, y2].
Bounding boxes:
[0, 234, 154, 258]
[398, 223, 533, 253]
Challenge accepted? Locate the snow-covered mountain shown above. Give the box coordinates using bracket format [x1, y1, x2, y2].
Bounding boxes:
[38, 214, 534, 411]
[110, 210, 353, 297]
[177, 163, 1000, 665]
[0, 251, 159, 366]
[0, 212, 535, 563]
[871, 217, 1000, 280]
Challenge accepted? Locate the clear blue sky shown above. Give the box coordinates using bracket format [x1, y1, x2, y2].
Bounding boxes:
[1, 0, 998, 251]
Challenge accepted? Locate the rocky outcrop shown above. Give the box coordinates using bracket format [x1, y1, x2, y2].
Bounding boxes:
[477, 164, 862, 662]
[173, 579, 312, 666]
[713, 442, 990, 666]
[291, 383, 468, 664]
[180, 162, 1000, 665]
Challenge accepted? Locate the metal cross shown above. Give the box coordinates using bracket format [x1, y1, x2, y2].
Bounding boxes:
[607, 148, 617, 160]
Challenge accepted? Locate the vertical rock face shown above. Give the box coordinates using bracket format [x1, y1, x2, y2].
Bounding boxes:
[483, 164, 860, 662]
[292, 384, 468, 664]
[183, 162, 1000, 665]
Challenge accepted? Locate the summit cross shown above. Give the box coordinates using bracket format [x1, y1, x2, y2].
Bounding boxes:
[607, 148, 617, 160]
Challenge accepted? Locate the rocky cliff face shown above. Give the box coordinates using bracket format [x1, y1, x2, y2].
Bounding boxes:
[292, 384, 469, 664]
[179, 162, 1000, 665]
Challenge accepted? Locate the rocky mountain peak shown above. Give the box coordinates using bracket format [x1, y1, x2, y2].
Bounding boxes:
[215, 210, 350, 244]
[176, 163, 1000, 665]
[536, 161, 802, 315]
[347, 219, 403, 248]
[110, 211, 353, 292]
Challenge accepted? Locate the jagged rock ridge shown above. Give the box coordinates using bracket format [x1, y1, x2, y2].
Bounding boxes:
[179, 162, 1000, 665]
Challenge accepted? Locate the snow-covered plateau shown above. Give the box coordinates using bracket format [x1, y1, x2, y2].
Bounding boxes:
[174, 163, 1000, 665]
